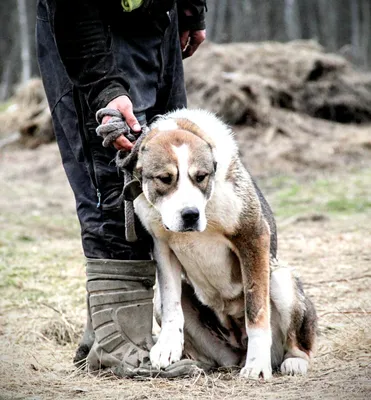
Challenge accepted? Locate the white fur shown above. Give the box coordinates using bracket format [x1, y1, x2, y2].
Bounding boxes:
[149, 240, 184, 369]
[154, 119, 178, 132]
[206, 179, 244, 234]
[241, 328, 273, 380]
[270, 267, 295, 335]
[169, 231, 243, 316]
[157, 145, 208, 232]
[281, 357, 309, 375]
[151, 109, 238, 182]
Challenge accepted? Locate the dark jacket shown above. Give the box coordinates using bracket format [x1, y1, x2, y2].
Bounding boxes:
[45, 0, 206, 114]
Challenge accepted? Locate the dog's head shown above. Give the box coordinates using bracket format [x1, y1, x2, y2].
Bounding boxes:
[135, 119, 217, 233]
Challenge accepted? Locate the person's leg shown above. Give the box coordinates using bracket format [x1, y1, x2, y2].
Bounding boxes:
[36, 0, 154, 371]
[36, 0, 136, 259]
[37, 0, 199, 375]
[149, 4, 188, 118]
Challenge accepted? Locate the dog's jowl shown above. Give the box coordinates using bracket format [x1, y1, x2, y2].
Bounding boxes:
[130, 109, 317, 380]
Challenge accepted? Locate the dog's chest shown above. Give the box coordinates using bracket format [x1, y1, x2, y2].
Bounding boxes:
[168, 231, 244, 316]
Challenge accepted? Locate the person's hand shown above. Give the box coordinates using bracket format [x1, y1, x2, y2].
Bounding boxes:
[180, 29, 206, 59]
[179, 8, 206, 59]
[103, 95, 141, 151]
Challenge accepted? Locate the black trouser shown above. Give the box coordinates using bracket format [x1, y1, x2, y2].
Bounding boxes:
[36, 0, 187, 260]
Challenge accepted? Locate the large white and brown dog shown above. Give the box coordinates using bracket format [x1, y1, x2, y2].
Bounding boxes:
[126, 109, 317, 379]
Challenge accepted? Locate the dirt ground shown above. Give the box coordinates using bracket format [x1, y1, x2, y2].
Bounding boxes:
[0, 40, 370, 399]
[0, 118, 370, 399]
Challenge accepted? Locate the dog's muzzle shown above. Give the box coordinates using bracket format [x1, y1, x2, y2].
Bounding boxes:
[180, 207, 200, 231]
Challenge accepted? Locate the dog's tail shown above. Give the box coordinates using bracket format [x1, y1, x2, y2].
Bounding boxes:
[270, 257, 317, 367]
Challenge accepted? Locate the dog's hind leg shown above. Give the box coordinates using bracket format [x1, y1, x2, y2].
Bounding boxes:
[280, 289, 317, 375]
[181, 282, 243, 368]
[270, 260, 317, 375]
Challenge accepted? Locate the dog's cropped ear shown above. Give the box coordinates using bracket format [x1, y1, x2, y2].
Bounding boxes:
[115, 126, 153, 174]
[115, 150, 127, 170]
[175, 118, 216, 152]
[133, 155, 143, 182]
[175, 118, 210, 142]
[133, 127, 160, 177]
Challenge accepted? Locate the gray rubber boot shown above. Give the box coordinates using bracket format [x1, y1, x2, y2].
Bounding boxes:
[86, 258, 156, 373]
[84, 258, 207, 378]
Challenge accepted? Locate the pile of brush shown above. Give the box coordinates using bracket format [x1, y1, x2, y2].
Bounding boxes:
[0, 78, 53, 149]
[184, 40, 371, 126]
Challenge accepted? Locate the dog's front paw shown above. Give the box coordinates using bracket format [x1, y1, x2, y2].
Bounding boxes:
[240, 359, 272, 381]
[150, 329, 183, 369]
[280, 357, 308, 376]
[240, 329, 272, 380]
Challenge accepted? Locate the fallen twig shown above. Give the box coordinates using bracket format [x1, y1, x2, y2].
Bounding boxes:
[40, 302, 62, 315]
[305, 274, 371, 287]
[320, 310, 371, 318]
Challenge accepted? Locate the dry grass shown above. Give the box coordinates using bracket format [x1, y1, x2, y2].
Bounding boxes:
[1, 41, 371, 398]
[0, 142, 370, 399]
[0, 79, 53, 148]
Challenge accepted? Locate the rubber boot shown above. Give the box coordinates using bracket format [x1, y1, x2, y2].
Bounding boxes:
[82, 258, 209, 378]
[73, 294, 95, 366]
[85, 258, 156, 374]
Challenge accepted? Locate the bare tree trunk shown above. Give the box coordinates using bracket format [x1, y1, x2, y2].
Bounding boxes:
[361, 0, 370, 67]
[230, 1, 247, 42]
[0, 36, 19, 101]
[0, 54, 14, 101]
[17, 0, 31, 83]
[318, 0, 337, 51]
[285, 0, 300, 40]
[205, 0, 370, 69]
[351, 0, 361, 63]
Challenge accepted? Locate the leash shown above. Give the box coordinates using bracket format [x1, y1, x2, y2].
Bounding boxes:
[96, 108, 148, 243]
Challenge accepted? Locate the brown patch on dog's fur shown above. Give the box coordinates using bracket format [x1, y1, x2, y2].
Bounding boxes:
[137, 128, 216, 203]
[229, 250, 242, 284]
[231, 219, 271, 329]
[175, 118, 216, 151]
[286, 294, 317, 359]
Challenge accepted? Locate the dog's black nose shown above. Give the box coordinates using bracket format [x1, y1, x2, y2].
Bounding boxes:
[181, 207, 200, 224]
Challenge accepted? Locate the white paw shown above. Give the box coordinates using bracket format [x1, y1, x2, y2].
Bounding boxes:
[280, 357, 308, 375]
[240, 328, 272, 380]
[150, 329, 183, 369]
[240, 359, 272, 380]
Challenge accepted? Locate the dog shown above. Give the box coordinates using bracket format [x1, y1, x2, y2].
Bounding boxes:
[126, 109, 317, 379]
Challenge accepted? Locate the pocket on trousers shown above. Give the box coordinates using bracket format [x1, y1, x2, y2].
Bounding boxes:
[101, 189, 124, 212]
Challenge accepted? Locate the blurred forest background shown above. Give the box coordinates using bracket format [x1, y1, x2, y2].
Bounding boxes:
[0, 0, 371, 100]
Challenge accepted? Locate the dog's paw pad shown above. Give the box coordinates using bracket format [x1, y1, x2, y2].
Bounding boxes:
[280, 357, 308, 376]
[240, 363, 272, 381]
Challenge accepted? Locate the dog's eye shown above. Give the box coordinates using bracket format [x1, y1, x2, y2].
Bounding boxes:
[196, 174, 208, 183]
[157, 175, 172, 185]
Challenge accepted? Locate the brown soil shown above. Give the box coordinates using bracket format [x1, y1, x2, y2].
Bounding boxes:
[0, 40, 370, 400]
[0, 144, 370, 400]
